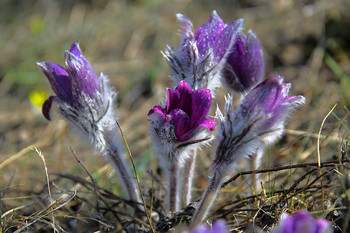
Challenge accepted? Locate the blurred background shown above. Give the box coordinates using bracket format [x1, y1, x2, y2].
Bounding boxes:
[0, 0, 350, 227]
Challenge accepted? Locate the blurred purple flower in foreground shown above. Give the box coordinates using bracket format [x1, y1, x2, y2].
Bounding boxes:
[37, 43, 141, 203]
[190, 220, 228, 233]
[148, 80, 215, 210]
[273, 211, 332, 233]
[223, 30, 265, 94]
[163, 11, 243, 93]
[214, 76, 305, 173]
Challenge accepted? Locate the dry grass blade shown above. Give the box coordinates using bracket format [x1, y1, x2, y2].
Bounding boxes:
[32, 147, 56, 232]
[317, 104, 337, 212]
[115, 120, 156, 233]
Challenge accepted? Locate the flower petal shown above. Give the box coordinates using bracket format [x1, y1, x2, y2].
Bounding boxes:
[177, 14, 195, 69]
[194, 11, 226, 57]
[191, 88, 212, 127]
[42, 96, 55, 121]
[148, 105, 166, 118]
[177, 13, 194, 42]
[212, 219, 229, 233]
[37, 61, 73, 101]
[65, 47, 98, 98]
[198, 118, 216, 132]
[167, 80, 193, 114]
[169, 109, 191, 141]
[211, 18, 243, 62]
[224, 29, 264, 93]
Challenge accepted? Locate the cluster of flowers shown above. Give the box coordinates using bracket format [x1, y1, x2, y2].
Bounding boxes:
[37, 10, 331, 232]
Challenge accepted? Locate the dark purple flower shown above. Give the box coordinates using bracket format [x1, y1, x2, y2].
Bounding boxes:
[38, 42, 100, 121]
[214, 76, 305, 173]
[273, 211, 332, 233]
[190, 220, 228, 233]
[223, 30, 265, 93]
[163, 11, 243, 92]
[148, 80, 215, 142]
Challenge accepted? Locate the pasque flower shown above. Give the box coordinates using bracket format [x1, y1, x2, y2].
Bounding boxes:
[162, 11, 242, 207]
[191, 76, 305, 226]
[148, 80, 215, 211]
[223, 30, 265, 94]
[214, 76, 305, 172]
[37, 43, 141, 203]
[272, 211, 332, 233]
[163, 11, 243, 93]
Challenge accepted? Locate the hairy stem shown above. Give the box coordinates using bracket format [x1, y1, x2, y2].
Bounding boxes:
[182, 149, 197, 206]
[107, 145, 141, 204]
[102, 128, 141, 204]
[167, 162, 179, 211]
[191, 170, 223, 228]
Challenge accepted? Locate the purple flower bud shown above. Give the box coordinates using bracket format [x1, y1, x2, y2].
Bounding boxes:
[223, 30, 265, 93]
[38, 43, 102, 120]
[37, 42, 116, 149]
[214, 76, 305, 174]
[190, 220, 229, 233]
[163, 11, 243, 93]
[148, 81, 215, 155]
[273, 211, 332, 233]
[38, 43, 143, 203]
[65, 43, 99, 98]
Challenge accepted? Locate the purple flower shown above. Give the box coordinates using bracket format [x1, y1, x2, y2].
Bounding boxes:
[148, 81, 215, 151]
[148, 81, 215, 210]
[223, 30, 265, 93]
[38, 43, 142, 203]
[190, 220, 228, 233]
[37, 43, 116, 147]
[38, 43, 100, 120]
[214, 76, 305, 174]
[163, 11, 243, 93]
[273, 211, 332, 233]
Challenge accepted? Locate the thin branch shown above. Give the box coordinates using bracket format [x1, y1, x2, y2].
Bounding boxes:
[222, 159, 350, 187]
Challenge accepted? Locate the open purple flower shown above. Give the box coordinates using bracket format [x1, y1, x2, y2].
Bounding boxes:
[223, 30, 265, 94]
[273, 211, 332, 233]
[148, 80, 215, 146]
[214, 76, 305, 173]
[163, 11, 243, 93]
[148, 80, 215, 211]
[190, 220, 228, 233]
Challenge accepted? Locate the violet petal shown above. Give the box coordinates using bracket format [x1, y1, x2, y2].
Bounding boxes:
[148, 105, 167, 118]
[198, 118, 216, 132]
[64, 49, 98, 98]
[212, 219, 229, 233]
[191, 88, 212, 127]
[37, 61, 73, 101]
[42, 96, 55, 121]
[225, 30, 264, 93]
[170, 109, 191, 140]
[194, 11, 225, 58]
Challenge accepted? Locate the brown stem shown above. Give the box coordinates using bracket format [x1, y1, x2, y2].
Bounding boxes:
[191, 170, 223, 228]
